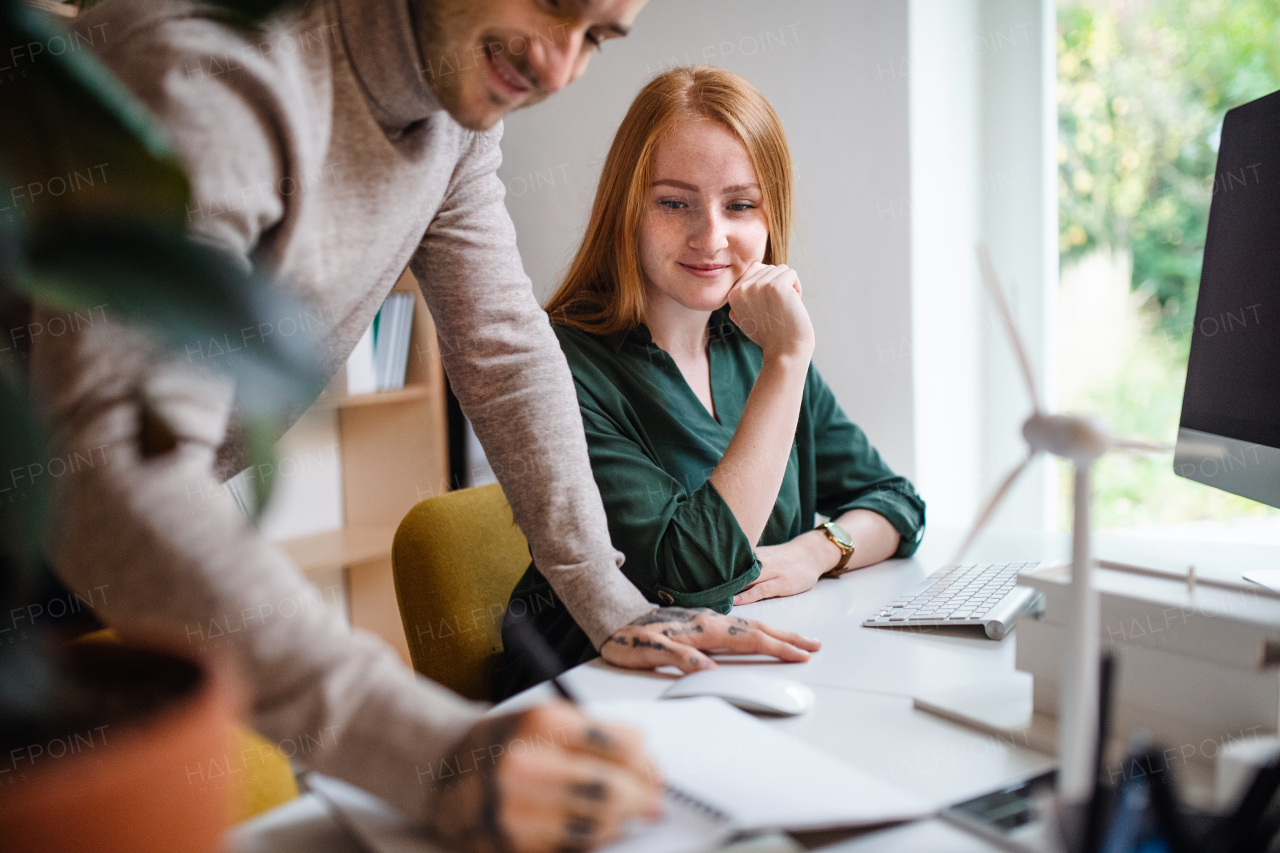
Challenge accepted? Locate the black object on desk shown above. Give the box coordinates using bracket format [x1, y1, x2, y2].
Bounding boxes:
[1084, 653, 1117, 853]
[1208, 755, 1280, 853]
[504, 614, 580, 704]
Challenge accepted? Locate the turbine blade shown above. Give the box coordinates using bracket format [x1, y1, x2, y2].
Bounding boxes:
[951, 451, 1036, 566]
[1172, 440, 1226, 461]
[1111, 437, 1174, 453]
[976, 244, 1043, 413]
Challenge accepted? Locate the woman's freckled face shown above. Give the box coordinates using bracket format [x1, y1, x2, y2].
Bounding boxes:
[638, 119, 769, 314]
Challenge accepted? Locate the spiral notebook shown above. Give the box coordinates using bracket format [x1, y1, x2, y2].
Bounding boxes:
[308, 697, 930, 853]
[587, 698, 929, 836]
[308, 769, 734, 853]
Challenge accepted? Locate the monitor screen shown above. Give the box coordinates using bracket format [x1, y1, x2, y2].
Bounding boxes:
[1175, 88, 1280, 508]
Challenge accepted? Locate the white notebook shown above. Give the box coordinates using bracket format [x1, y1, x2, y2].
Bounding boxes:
[587, 698, 929, 834]
[308, 698, 930, 853]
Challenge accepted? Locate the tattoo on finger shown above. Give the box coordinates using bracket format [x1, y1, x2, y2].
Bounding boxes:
[565, 813, 598, 840]
[630, 606, 713, 626]
[584, 726, 614, 752]
[570, 780, 608, 802]
[628, 637, 674, 653]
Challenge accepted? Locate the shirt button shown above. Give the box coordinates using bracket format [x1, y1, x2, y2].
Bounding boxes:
[657, 590, 674, 605]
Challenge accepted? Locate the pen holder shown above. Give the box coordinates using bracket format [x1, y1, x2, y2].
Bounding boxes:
[1048, 746, 1260, 853]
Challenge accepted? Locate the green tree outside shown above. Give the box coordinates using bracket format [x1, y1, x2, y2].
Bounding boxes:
[1057, 0, 1280, 532]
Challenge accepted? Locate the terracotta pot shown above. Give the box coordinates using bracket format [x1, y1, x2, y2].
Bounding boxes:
[0, 642, 240, 853]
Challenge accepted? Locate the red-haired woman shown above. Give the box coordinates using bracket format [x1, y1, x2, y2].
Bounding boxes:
[495, 66, 925, 699]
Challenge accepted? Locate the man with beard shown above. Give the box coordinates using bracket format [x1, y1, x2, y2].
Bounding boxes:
[36, 0, 822, 850]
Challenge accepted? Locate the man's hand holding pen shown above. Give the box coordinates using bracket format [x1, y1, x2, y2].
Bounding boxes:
[427, 703, 663, 853]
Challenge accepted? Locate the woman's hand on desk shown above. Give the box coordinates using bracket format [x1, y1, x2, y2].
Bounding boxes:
[733, 510, 903, 606]
[427, 702, 662, 853]
[600, 607, 821, 672]
[733, 537, 829, 606]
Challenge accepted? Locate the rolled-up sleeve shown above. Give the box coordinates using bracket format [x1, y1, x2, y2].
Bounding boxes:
[808, 368, 926, 557]
[578, 401, 761, 614]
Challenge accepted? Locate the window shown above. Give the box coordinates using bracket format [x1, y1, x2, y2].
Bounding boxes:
[1056, 0, 1280, 540]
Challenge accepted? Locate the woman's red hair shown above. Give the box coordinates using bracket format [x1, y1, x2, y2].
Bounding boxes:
[544, 65, 794, 336]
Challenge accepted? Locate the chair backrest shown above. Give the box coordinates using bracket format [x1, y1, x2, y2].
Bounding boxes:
[391, 483, 530, 701]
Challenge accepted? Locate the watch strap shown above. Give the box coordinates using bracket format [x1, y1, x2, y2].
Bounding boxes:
[819, 522, 856, 577]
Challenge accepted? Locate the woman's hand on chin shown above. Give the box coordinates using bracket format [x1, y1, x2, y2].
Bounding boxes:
[732, 538, 828, 606]
[726, 261, 815, 362]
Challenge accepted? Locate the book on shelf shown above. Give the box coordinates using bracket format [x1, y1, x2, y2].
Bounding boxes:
[346, 324, 377, 396]
[386, 293, 413, 391]
[346, 293, 414, 396]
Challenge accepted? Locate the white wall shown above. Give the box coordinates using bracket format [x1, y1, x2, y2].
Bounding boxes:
[978, 0, 1058, 533]
[908, 0, 1056, 532]
[908, 0, 983, 528]
[499, 0, 918, 479]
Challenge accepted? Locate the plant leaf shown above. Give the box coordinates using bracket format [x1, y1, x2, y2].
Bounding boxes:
[0, 2, 191, 237]
[0, 366, 49, 577]
[16, 225, 327, 421]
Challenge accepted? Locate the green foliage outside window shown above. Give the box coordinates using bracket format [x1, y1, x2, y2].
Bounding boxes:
[1057, 0, 1280, 531]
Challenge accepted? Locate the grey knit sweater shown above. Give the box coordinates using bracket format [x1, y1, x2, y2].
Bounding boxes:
[33, 0, 654, 823]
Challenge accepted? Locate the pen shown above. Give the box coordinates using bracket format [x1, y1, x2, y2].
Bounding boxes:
[505, 614, 582, 703]
[1085, 653, 1116, 853]
[1143, 747, 1189, 853]
[506, 617, 691, 817]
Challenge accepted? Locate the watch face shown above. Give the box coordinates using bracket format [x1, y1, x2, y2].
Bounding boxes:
[826, 523, 854, 549]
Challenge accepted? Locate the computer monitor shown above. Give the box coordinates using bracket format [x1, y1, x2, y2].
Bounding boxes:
[1175, 88, 1280, 507]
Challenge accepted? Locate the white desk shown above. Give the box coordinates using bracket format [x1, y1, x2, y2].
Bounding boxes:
[230, 527, 1080, 852]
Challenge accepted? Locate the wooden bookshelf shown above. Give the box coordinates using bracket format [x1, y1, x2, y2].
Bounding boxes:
[320, 385, 432, 410]
[279, 524, 398, 575]
[281, 269, 447, 665]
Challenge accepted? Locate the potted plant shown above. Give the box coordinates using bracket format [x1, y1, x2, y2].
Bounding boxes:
[0, 0, 320, 848]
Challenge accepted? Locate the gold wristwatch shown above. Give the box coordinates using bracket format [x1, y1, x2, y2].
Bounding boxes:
[818, 521, 856, 577]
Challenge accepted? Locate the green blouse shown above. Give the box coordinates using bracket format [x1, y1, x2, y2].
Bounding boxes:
[493, 308, 925, 699]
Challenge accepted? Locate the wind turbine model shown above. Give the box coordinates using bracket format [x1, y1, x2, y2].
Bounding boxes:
[956, 245, 1170, 806]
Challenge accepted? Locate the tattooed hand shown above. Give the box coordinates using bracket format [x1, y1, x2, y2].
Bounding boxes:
[600, 606, 821, 672]
[426, 702, 662, 853]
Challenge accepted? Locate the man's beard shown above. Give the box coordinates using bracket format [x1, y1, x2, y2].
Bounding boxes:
[412, 0, 476, 121]
[411, 0, 551, 130]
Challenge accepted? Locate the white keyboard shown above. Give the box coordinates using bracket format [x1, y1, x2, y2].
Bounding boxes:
[862, 563, 1043, 640]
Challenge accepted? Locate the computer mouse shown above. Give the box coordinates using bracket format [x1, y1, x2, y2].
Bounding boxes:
[659, 668, 816, 716]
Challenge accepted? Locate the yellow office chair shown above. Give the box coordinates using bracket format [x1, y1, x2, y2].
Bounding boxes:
[224, 728, 299, 822]
[391, 483, 530, 701]
[75, 629, 299, 823]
